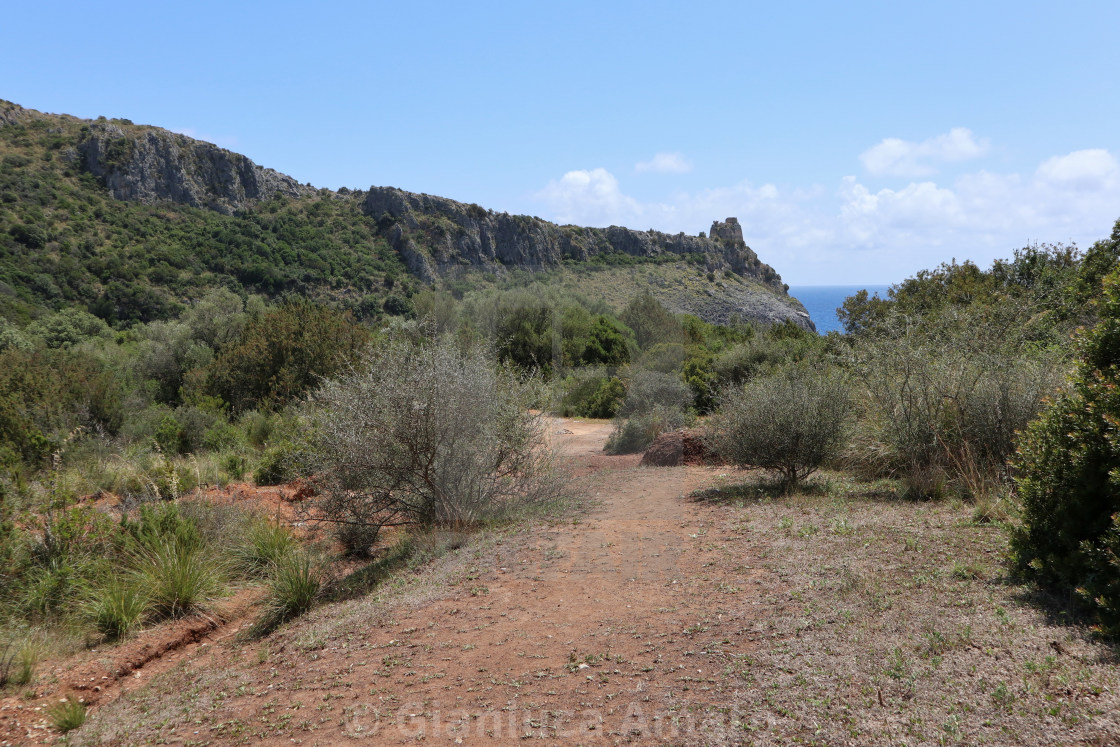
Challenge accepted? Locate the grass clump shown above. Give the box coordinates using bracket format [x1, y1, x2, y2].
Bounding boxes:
[265, 553, 321, 622]
[47, 695, 86, 733]
[84, 579, 148, 640]
[232, 517, 299, 577]
[0, 638, 37, 688]
[135, 539, 224, 619]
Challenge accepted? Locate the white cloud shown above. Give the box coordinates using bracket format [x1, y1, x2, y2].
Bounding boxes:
[860, 127, 989, 177]
[531, 147, 1120, 284]
[634, 152, 693, 174]
[1036, 149, 1118, 191]
[535, 168, 647, 227]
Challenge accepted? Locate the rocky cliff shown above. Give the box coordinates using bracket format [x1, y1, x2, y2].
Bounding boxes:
[361, 186, 785, 289]
[1, 101, 313, 214]
[78, 122, 314, 214]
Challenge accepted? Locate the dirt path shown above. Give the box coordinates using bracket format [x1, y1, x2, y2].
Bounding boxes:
[70, 419, 775, 745]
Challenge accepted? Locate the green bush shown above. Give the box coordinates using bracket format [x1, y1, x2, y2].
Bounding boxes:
[0, 348, 123, 467]
[707, 365, 851, 487]
[253, 442, 297, 486]
[618, 370, 692, 419]
[620, 291, 681, 350]
[1012, 269, 1120, 632]
[559, 372, 625, 419]
[204, 300, 371, 413]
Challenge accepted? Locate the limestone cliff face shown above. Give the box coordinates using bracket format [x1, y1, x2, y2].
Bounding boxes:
[78, 122, 313, 214]
[361, 187, 784, 288]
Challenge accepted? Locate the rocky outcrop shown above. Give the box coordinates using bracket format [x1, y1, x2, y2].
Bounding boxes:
[709, 217, 745, 245]
[361, 186, 784, 287]
[78, 122, 313, 214]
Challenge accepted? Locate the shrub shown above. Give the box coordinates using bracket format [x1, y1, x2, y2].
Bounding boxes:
[604, 409, 679, 455]
[253, 441, 299, 486]
[577, 316, 632, 366]
[603, 370, 694, 454]
[708, 365, 851, 487]
[1011, 269, 1120, 632]
[300, 339, 562, 545]
[618, 370, 692, 419]
[558, 371, 625, 419]
[621, 291, 681, 350]
[847, 308, 1061, 497]
[205, 299, 371, 413]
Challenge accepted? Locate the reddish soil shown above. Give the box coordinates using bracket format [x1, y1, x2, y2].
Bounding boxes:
[0, 589, 263, 745]
[5, 419, 779, 745]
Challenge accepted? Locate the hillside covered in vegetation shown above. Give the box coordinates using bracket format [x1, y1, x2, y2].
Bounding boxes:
[0, 100, 809, 330]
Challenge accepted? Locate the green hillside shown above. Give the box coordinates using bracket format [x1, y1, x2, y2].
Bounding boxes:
[0, 102, 408, 324]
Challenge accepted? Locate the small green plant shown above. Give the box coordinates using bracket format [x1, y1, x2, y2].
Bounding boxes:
[253, 552, 321, 635]
[0, 639, 37, 688]
[232, 518, 298, 577]
[991, 681, 1015, 709]
[85, 579, 148, 640]
[47, 696, 86, 733]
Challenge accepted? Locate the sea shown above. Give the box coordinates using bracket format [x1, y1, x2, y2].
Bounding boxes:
[787, 285, 892, 335]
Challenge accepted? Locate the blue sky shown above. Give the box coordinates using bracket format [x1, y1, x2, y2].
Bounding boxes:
[4, 1, 1119, 284]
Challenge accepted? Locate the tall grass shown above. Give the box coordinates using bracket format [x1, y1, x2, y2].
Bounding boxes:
[133, 539, 224, 619]
[231, 518, 298, 577]
[0, 638, 38, 688]
[251, 551, 323, 636]
[84, 579, 148, 640]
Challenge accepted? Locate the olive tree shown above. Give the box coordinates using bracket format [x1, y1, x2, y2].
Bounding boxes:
[299, 339, 561, 555]
[707, 365, 851, 487]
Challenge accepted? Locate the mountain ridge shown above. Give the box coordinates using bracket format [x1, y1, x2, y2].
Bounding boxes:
[0, 100, 813, 330]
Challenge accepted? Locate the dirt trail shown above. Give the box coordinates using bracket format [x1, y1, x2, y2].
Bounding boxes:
[215, 420, 775, 745]
[24, 419, 778, 745]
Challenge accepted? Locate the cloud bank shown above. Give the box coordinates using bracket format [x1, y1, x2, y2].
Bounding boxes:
[533, 132, 1120, 284]
[859, 127, 989, 177]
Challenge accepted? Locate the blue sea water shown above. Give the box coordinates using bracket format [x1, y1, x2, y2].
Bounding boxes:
[787, 285, 892, 335]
